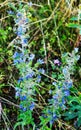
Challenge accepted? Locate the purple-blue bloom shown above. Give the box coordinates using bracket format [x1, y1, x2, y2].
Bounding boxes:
[53, 94, 58, 100]
[22, 107, 27, 112]
[52, 82, 57, 86]
[62, 97, 66, 104]
[17, 12, 22, 17]
[37, 59, 44, 64]
[62, 68, 68, 75]
[38, 68, 45, 74]
[50, 113, 57, 125]
[54, 59, 61, 66]
[29, 54, 35, 61]
[19, 104, 24, 110]
[26, 72, 35, 80]
[22, 38, 28, 44]
[28, 2, 32, 7]
[29, 102, 35, 111]
[7, 10, 14, 15]
[20, 95, 27, 101]
[64, 90, 70, 96]
[17, 26, 26, 36]
[15, 91, 20, 97]
[18, 77, 24, 83]
[49, 89, 52, 94]
[36, 75, 41, 83]
[13, 52, 19, 58]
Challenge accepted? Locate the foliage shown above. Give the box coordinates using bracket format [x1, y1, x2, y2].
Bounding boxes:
[63, 94, 81, 128]
[0, 0, 81, 130]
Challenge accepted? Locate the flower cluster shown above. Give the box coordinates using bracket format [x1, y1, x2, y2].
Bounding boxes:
[41, 48, 80, 125]
[12, 8, 36, 112]
[54, 59, 61, 66]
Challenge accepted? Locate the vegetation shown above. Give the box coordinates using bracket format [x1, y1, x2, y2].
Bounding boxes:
[0, 0, 81, 130]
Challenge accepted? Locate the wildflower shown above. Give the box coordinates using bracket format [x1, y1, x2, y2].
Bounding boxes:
[7, 10, 14, 15]
[18, 77, 24, 83]
[29, 54, 35, 61]
[16, 12, 22, 17]
[37, 59, 44, 64]
[64, 81, 73, 89]
[52, 82, 57, 86]
[62, 67, 68, 75]
[26, 72, 35, 80]
[28, 2, 32, 7]
[64, 90, 70, 96]
[20, 95, 26, 101]
[19, 105, 27, 112]
[22, 38, 28, 44]
[36, 75, 41, 83]
[19, 104, 23, 110]
[15, 87, 22, 92]
[38, 68, 45, 74]
[53, 94, 58, 100]
[53, 113, 57, 120]
[15, 91, 20, 97]
[49, 89, 52, 94]
[17, 26, 26, 36]
[50, 113, 57, 125]
[61, 97, 66, 105]
[74, 48, 78, 53]
[22, 107, 27, 112]
[29, 102, 35, 111]
[13, 52, 19, 58]
[54, 59, 61, 66]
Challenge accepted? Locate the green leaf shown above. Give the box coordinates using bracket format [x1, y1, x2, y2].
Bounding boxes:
[67, 23, 81, 28]
[63, 111, 77, 120]
[70, 17, 78, 21]
[77, 117, 81, 127]
[14, 122, 23, 130]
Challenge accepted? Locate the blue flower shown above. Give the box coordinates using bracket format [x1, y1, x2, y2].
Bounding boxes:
[64, 81, 73, 89]
[7, 10, 14, 15]
[53, 113, 57, 120]
[50, 113, 57, 125]
[15, 91, 20, 97]
[13, 52, 19, 58]
[37, 59, 44, 64]
[17, 12, 22, 17]
[19, 105, 27, 112]
[13, 52, 23, 59]
[17, 26, 24, 36]
[22, 38, 28, 44]
[28, 2, 32, 7]
[22, 107, 27, 112]
[62, 68, 68, 75]
[67, 82, 73, 88]
[74, 48, 78, 53]
[20, 95, 27, 101]
[18, 77, 24, 83]
[53, 94, 58, 100]
[29, 102, 35, 111]
[52, 82, 57, 86]
[26, 72, 35, 80]
[25, 18, 29, 23]
[61, 97, 66, 104]
[49, 89, 52, 94]
[64, 90, 70, 96]
[13, 57, 24, 64]
[38, 68, 45, 74]
[19, 104, 23, 110]
[36, 75, 41, 83]
[15, 87, 22, 92]
[29, 54, 35, 61]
